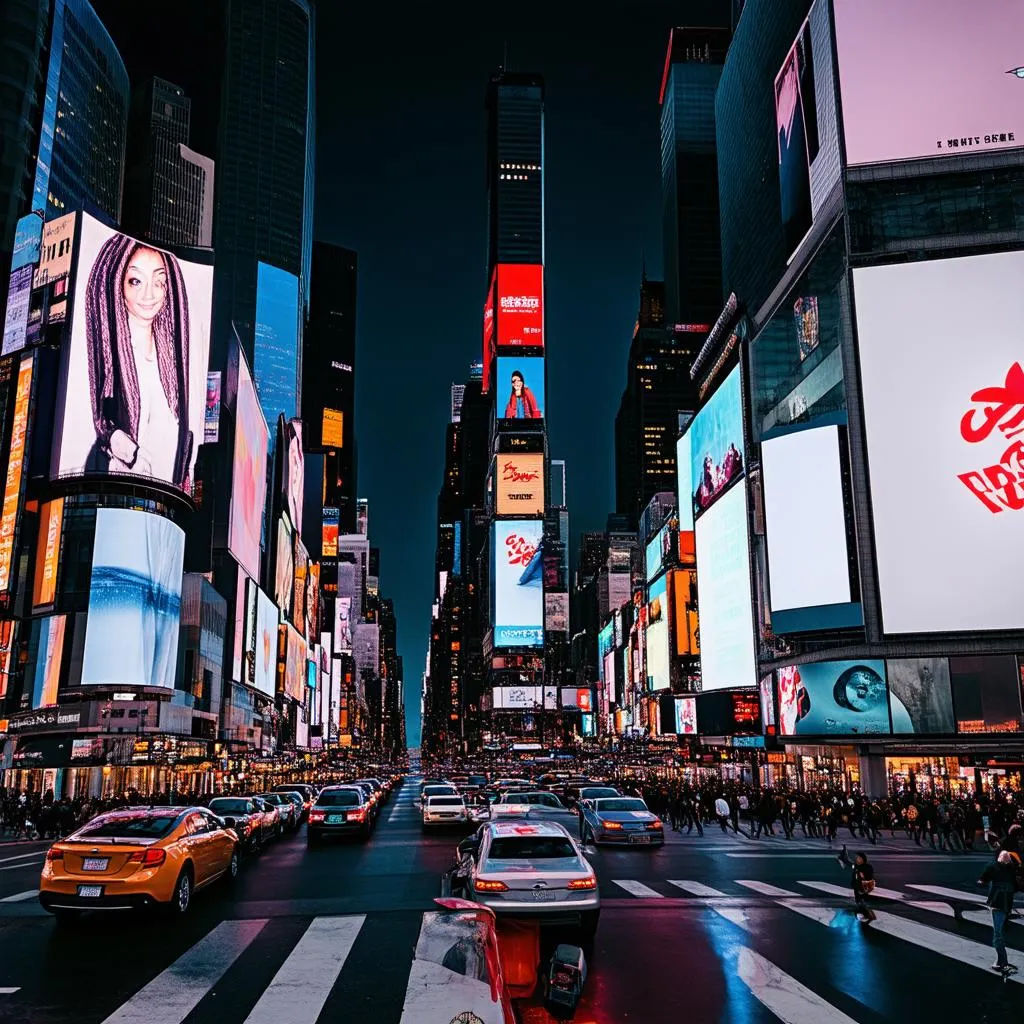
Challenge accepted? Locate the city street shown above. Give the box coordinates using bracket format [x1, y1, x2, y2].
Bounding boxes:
[0, 779, 1020, 1023]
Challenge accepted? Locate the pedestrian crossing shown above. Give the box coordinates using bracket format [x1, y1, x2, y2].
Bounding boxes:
[0, 880, 1019, 1024]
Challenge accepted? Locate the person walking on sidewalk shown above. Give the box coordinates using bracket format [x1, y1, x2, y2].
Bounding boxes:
[715, 795, 733, 833]
[978, 850, 1020, 975]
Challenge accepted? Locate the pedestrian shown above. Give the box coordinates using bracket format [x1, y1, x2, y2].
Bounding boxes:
[714, 794, 731, 833]
[978, 850, 1020, 975]
[838, 845, 876, 922]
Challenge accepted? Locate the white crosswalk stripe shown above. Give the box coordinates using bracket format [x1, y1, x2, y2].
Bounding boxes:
[906, 884, 987, 903]
[243, 915, 365, 1024]
[735, 879, 802, 897]
[612, 879, 664, 898]
[0, 890, 37, 903]
[101, 919, 268, 1024]
[667, 879, 726, 897]
[0, 988, 20, 995]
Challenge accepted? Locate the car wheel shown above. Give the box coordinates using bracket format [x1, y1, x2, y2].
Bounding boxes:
[227, 846, 240, 881]
[169, 867, 193, 916]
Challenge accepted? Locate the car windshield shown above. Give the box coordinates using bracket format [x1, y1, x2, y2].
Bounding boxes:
[489, 836, 578, 860]
[317, 791, 361, 807]
[595, 799, 647, 812]
[582, 789, 619, 799]
[259, 794, 287, 805]
[75, 814, 178, 839]
[428, 797, 464, 807]
[423, 786, 455, 797]
[209, 799, 251, 815]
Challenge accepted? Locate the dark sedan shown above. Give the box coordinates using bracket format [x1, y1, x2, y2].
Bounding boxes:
[258, 792, 300, 832]
[207, 796, 269, 854]
[580, 796, 664, 847]
[307, 786, 374, 844]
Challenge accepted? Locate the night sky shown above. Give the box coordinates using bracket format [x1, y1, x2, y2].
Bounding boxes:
[314, 3, 732, 746]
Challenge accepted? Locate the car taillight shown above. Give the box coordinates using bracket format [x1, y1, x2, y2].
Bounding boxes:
[309, 810, 325, 822]
[473, 879, 509, 893]
[349, 808, 367, 821]
[45, 848, 63, 862]
[647, 819, 663, 830]
[602, 821, 623, 830]
[128, 848, 167, 868]
[568, 876, 597, 890]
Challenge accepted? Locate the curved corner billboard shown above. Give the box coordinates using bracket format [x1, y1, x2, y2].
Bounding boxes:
[492, 520, 543, 648]
[854, 252, 1024, 633]
[777, 660, 890, 736]
[54, 214, 212, 496]
[82, 509, 184, 689]
[834, 0, 1023, 167]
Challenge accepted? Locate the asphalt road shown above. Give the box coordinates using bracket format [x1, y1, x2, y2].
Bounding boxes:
[0, 779, 1020, 1023]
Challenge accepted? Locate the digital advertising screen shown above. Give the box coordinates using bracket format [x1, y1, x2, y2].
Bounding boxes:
[496, 356, 544, 422]
[334, 595, 353, 654]
[602, 649, 616, 705]
[496, 264, 544, 348]
[292, 532, 308, 634]
[645, 574, 670, 691]
[496, 452, 544, 515]
[492, 519, 544, 648]
[762, 425, 852, 615]
[492, 685, 544, 710]
[281, 623, 306, 702]
[54, 214, 212, 495]
[854, 252, 1024, 633]
[694, 483, 757, 691]
[545, 592, 568, 633]
[274, 517, 294, 621]
[673, 569, 699, 657]
[560, 688, 593, 712]
[675, 696, 697, 735]
[32, 498, 64, 609]
[281, 417, 304, 531]
[29, 614, 65, 708]
[254, 261, 300, 428]
[322, 408, 343, 448]
[322, 507, 339, 558]
[645, 527, 669, 584]
[81, 509, 184, 689]
[0, 356, 33, 593]
[2, 266, 33, 356]
[228, 350, 269, 582]
[203, 371, 221, 443]
[760, 675, 776, 729]
[253, 586, 278, 697]
[834, 0, 1023, 167]
[774, 0, 840, 259]
[690, 366, 744, 519]
[696, 690, 763, 736]
[677, 427, 694, 531]
[886, 658, 955, 735]
[949, 655, 1022, 734]
[482, 268, 496, 393]
[777, 660, 890, 737]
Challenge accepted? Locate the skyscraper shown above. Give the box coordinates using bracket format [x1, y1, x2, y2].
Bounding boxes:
[212, 0, 315, 367]
[659, 25, 730, 326]
[123, 77, 215, 248]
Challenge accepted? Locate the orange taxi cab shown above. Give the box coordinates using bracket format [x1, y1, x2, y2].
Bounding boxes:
[39, 806, 239, 919]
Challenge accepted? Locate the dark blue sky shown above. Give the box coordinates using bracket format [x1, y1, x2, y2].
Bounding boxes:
[314, 3, 728, 745]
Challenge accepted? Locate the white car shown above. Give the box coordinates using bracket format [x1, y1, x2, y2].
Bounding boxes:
[420, 783, 459, 806]
[423, 794, 469, 828]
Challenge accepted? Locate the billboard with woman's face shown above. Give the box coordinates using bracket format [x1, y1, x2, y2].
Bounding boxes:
[497, 356, 545, 422]
[53, 214, 213, 497]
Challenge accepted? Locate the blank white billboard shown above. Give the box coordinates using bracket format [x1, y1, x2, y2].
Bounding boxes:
[694, 483, 757, 691]
[854, 252, 1024, 633]
[762, 425, 851, 613]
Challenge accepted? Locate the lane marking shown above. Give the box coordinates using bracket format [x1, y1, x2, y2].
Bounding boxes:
[905, 884, 987, 904]
[101, 918, 268, 1024]
[0, 852, 46, 866]
[737, 947, 860, 1023]
[611, 880, 664, 899]
[243, 915, 365, 1024]
[796, 880, 952, 917]
[0, 988, 20, 995]
[0, 890, 38, 903]
[667, 880, 726, 897]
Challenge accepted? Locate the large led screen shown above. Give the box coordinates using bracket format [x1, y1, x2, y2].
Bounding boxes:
[82, 509, 184, 689]
[777, 660, 890, 736]
[29, 614, 65, 708]
[496, 264, 544, 348]
[493, 519, 544, 648]
[950, 655, 1022, 734]
[854, 253, 1024, 633]
[54, 215, 212, 495]
[676, 428, 693, 531]
[645, 574, 670, 691]
[834, 0, 1023, 167]
[254, 261, 300, 429]
[228, 351, 269, 581]
[690, 365, 744, 519]
[886, 658, 955, 735]
[281, 623, 306, 702]
[496, 356, 544, 421]
[496, 452, 544, 515]
[774, 0, 840, 258]
[253, 586, 278, 697]
[274, 517, 294, 621]
[675, 697, 697, 735]
[694, 482, 756, 691]
[762, 425, 852, 614]
[282, 418, 304, 530]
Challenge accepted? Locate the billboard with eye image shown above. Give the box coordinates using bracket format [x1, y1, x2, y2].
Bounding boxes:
[777, 660, 890, 737]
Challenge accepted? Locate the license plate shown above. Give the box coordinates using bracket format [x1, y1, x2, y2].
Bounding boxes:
[82, 858, 109, 871]
[77, 885, 103, 898]
[628, 834, 652, 844]
[326, 815, 344, 824]
[531, 889, 555, 901]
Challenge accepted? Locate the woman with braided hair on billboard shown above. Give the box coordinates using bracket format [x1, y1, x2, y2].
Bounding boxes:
[84, 232, 192, 489]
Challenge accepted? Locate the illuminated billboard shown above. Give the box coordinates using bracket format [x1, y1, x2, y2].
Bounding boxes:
[334, 596, 353, 653]
[280, 623, 306, 702]
[253, 586, 277, 697]
[322, 507, 339, 557]
[676, 428, 694, 531]
[761, 426, 853, 617]
[2, 266, 33, 355]
[482, 269, 496, 393]
[949, 655, 1022, 734]
[645, 574, 670, 691]
[886, 658, 955, 735]
[694, 482, 756, 691]
[82, 509, 184, 689]
[203, 371, 221, 443]
[774, 0, 840, 258]
[54, 214, 212, 495]
[228, 349, 269, 581]
[282, 417, 304, 530]
[672, 569, 699, 656]
[322, 408, 343, 448]
[854, 253, 1024, 633]
[644, 524, 674, 583]
[690, 365, 744, 519]
[777, 660, 890, 737]
[292, 532, 308, 633]
[496, 356, 544, 421]
[274, 517, 294, 621]
[254, 261, 299, 428]
[492, 520, 544, 648]
[560, 688, 593, 711]
[32, 498, 63, 609]
[834, 0, 1023, 167]
[34, 213, 76, 288]
[496, 264, 543, 348]
[29, 614, 66, 708]
[0, 356, 33, 592]
[496, 452, 544, 515]
[545, 592, 568, 633]
[675, 696, 697, 735]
